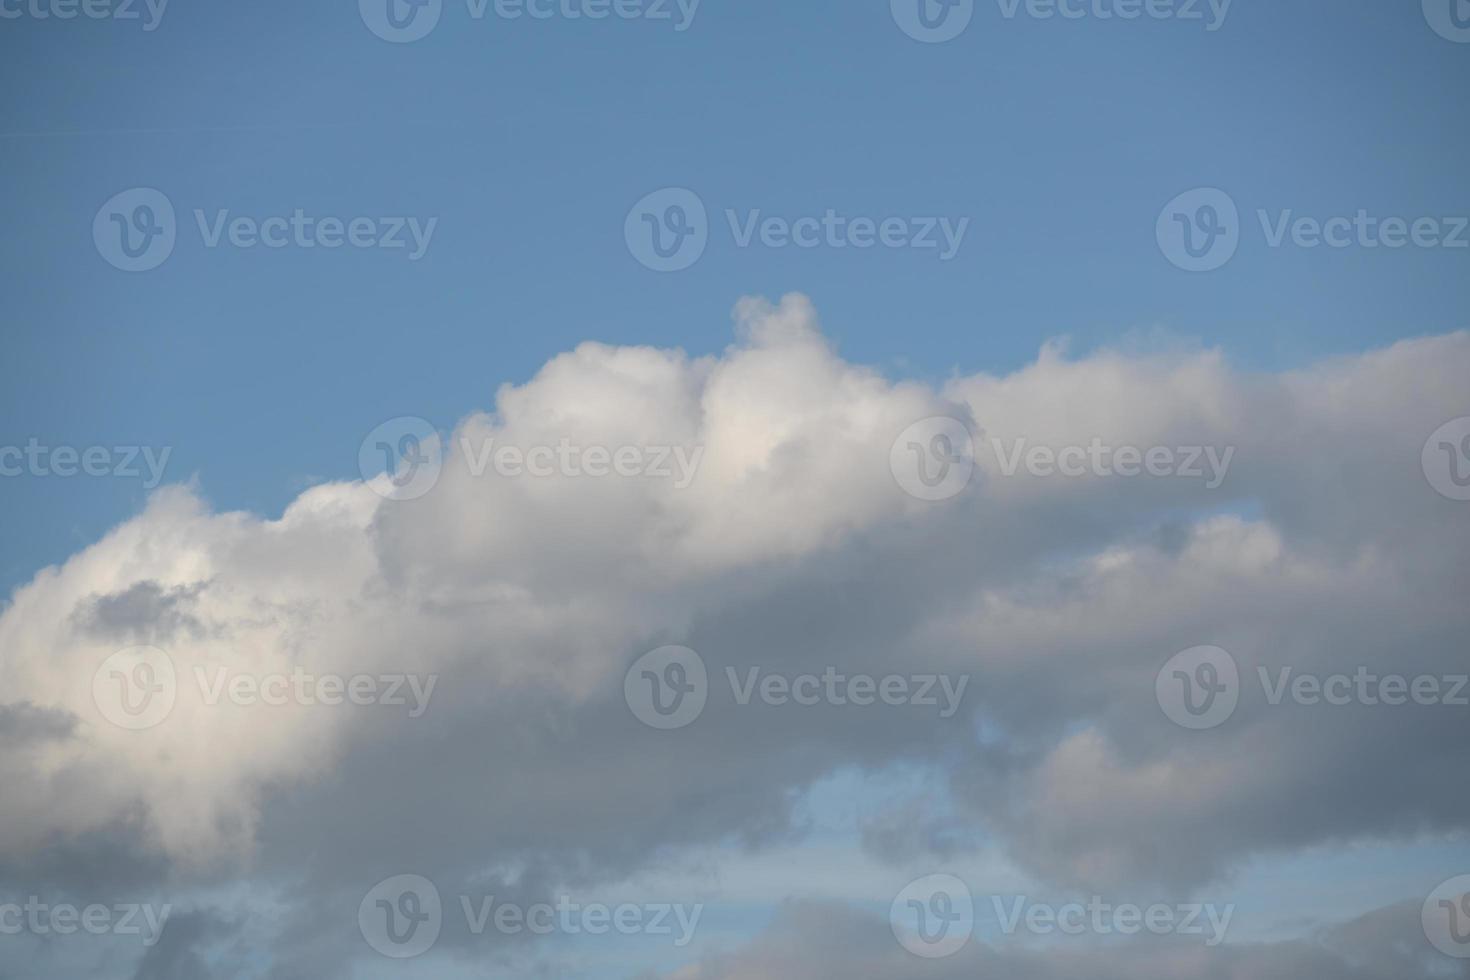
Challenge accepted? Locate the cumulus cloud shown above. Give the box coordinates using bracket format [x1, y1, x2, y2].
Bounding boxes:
[0, 295, 1466, 975]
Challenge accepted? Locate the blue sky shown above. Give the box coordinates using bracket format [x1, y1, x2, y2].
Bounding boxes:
[3, 0, 1467, 595]
[2, 3, 1469, 978]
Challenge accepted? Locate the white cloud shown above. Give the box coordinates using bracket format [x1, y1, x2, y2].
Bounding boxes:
[0, 296, 1466, 975]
